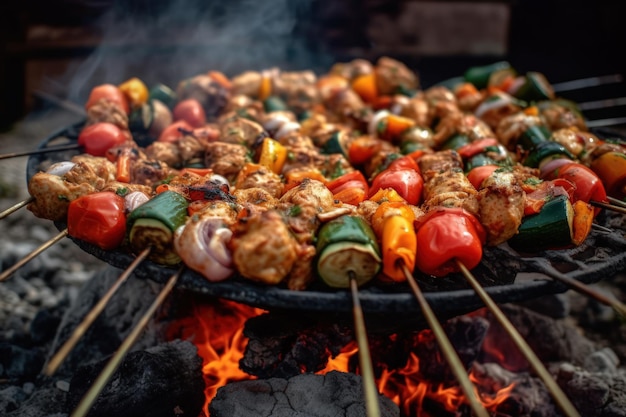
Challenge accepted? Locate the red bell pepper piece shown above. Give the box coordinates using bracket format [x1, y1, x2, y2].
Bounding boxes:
[368, 156, 423, 205]
[553, 162, 608, 215]
[67, 191, 127, 250]
[326, 170, 369, 205]
[414, 208, 486, 277]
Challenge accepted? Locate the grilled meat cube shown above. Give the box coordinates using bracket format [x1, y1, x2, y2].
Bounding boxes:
[193, 200, 239, 225]
[477, 170, 525, 246]
[219, 117, 267, 148]
[432, 113, 494, 147]
[374, 56, 419, 95]
[85, 98, 129, 130]
[101, 181, 154, 197]
[70, 155, 117, 183]
[286, 243, 317, 291]
[204, 142, 250, 183]
[272, 70, 320, 113]
[418, 149, 464, 182]
[177, 74, 230, 121]
[230, 209, 299, 285]
[27, 173, 97, 221]
[422, 168, 479, 216]
[496, 113, 543, 150]
[231, 70, 264, 98]
[144, 141, 180, 168]
[132, 159, 171, 186]
[550, 128, 603, 159]
[280, 145, 352, 179]
[233, 187, 279, 214]
[328, 58, 374, 80]
[234, 164, 283, 199]
[539, 101, 587, 131]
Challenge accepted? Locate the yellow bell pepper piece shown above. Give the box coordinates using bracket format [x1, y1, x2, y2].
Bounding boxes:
[119, 77, 149, 109]
[258, 138, 287, 174]
[380, 214, 416, 282]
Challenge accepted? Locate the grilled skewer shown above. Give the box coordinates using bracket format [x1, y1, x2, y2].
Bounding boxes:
[0, 197, 34, 220]
[70, 267, 182, 417]
[401, 263, 490, 417]
[0, 144, 82, 160]
[0, 228, 68, 282]
[44, 247, 152, 376]
[456, 260, 582, 417]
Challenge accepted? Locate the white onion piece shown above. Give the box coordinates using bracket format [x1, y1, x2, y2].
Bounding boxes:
[46, 161, 75, 176]
[209, 174, 229, 187]
[368, 110, 389, 136]
[474, 94, 513, 118]
[539, 158, 573, 179]
[274, 121, 300, 140]
[263, 114, 291, 132]
[124, 191, 150, 212]
[174, 216, 234, 282]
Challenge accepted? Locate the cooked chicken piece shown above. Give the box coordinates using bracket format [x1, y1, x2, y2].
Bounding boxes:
[539, 102, 587, 131]
[85, 98, 129, 130]
[231, 71, 263, 97]
[132, 159, 171, 186]
[285, 243, 317, 291]
[70, 155, 116, 182]
[495, 113, 543, 150]
[581, 142, 626, 166]
[101, 181, 154, 197]
[325, 88, 366, 122]
[177, 74, 230, 121]
[476, 92, 524, 130]
[418, 149, 464, 182]
[272, 70, 320, 113]
[510, 165, 542, 193]
[219, 116, 266, 148]
[356, 200, 380, 225]
[299, 113, 341, 148]
[192, 200, 239, 226]
[277, 178, 337, 243]
[400, 96, 431, 127]
[422, 169, 479, 217]
[204, 142, 250, 183]
[280, 145, 352, 179]
[455, 85, 484, 112]
[375, 56, 419, 95]
[230, 209, 298, 285]
[144, 141, 181, 168]
[27, 173, 97, 221]
[477, 171, 525, 246]
[233, 187, 278, 214]
[223, 94, 265, 121]
[234, 164, 283, 199]
[551, 128, 603, 159]
[177, 135, 207, 165]
[423, 86, 457, 105]
[432, 113, 494, 147]
[329, 59, 374, 80]
[362, 143, 398, 180]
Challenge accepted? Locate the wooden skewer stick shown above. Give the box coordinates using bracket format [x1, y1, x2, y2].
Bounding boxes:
[590, 200, 626, 215]
[70, 267, 183, 417]
[0, 197, 34, 220]
[400, 264, 490, 417]
[455, 260, 581, 417]
[0, 228, 68, 282]
[44, 248, 152, 376]
[535, 265, 626, 318]
[592, 223, 614, 233]
[608, 196, 626, 209]
[348, 272, 381, 417]
[0, 144, 82, 160]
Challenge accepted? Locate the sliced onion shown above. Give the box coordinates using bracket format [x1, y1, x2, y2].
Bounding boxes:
[368, 110, 389, 136]
[209, 174, 229, 187]
[46, 161, 75, 176]
[474, 93, 513, 118]
[124, 191, 150, 212]
[275, 121, 300, 140]
[174, 216, 234, 282]
[539, 158, 573, 179]
[263, 114, 291, 132]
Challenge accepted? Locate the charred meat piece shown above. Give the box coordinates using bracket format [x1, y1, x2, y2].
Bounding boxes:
[234, 164, 284, 199]
[219, 117, 267, 148]
[85, 98, 129, 130]
[204, 142, 251, 183]
[496, 113, 543, 150]
[374, 56, 419, 95]
[432, 113, 494, 147]
[177, 74, 230, 121]
[418, 149, 464, 182]
[230, 209, 299, 285]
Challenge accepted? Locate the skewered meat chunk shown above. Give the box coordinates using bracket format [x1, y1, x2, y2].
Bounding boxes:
[233, 188, 279, 214]
[27, 173, 98, 221]
[374, 56, 419, 95]
[550, 128, 602, 159]
[272, 70, 320, 113]
[101, 181, 153, 197]
[85, 98, 129, 130]
[234, 164, 283, 199]
[70, 155, 116, 182]
[204, 142, 250, 183]
[432, 113, 494, 147]
[144, 141, 181, 168]
[496, 113, 543, 150]
[177, 74, 230, 121]
[418, 149, 464, 182]
[132, 159, 171, 186]
[230, 209, 299, 285]
[219, 117, 267, 148]
[329, 58, 374, 80]
[477, 170, 525, 246]
[286, 243, 317, 291]
[539, 101, 587, 131]
[63, 160, 111, 190]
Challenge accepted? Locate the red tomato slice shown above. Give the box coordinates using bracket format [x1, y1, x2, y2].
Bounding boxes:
[158, 120, 194, 143]
[67, 192, 127, 250]
[369, 168, 423, 205]
[78, 122, 129, 157]
[173, 99, 207, 128]
[85, 84, 130, 114]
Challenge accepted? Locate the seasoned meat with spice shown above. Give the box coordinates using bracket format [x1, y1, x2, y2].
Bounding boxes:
[177, 74, 230, 121]
[70, 155, 117, 182]
[233, 187, 278, 214]
[280, 145, 351, 179]
[539, 101, 587, 131]
[272, 70, 320, 113]
[374, 56, 419, 95]
[144, 141, 180, 168]
[132, 159, 171, 186]
[432, 113, 494, 147]
[101, 181, 153, 197]
[551, 128, 602, 159]
[27, 173, 97, 221]
[219, 116, 266, 148]
[422, 168, 479, 216]
[230, 209, 298, 285]
[496, 113, 543, 150]
[204, 142, 250, 183]
[85, 99, 129, 130]
[286, 243, 317, 291]
[329, 59, 374, 80]
[234, 164, 283, 199]
[477, 171, 525, 246]
[418, 149, 464, 182]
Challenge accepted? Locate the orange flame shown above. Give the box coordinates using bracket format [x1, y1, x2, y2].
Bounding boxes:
[169, 300, 516, 416]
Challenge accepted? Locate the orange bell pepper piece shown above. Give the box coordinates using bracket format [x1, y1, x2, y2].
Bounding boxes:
[590, 151, 626, 200]
[348, 136, 384, 166]
[571, 200, 594, 246]
[258, 137, 287, 174]
[380, 114, 415, 142]
[380, 214, 417, 282]
[351, 73, 378, 103]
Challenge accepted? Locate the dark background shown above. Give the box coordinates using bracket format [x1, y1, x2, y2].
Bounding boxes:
[1, 0, 624, 131]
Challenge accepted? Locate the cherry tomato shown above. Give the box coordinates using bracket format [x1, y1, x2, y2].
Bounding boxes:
[326, 170, 369, 195]
[78, 122, 129, 157]
[348, 137, 383, 165]
[158, 120, 194, 143]
[173, 99, 207, 128]
[67, 191, 127, 250]
[85, 84, 130, 114]
[466, 165, 499, 189]
[386, 155, 420, 172]
[556, 163, 608, 206]
[369, 168, 423, 205]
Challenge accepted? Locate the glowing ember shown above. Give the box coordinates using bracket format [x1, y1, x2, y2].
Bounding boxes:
[169, 300, 516, 416]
